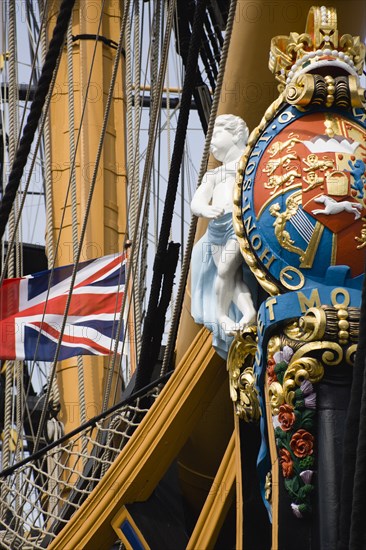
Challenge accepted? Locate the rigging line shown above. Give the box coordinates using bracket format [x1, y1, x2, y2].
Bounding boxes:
[120, 0, 164, 370]
[14, 3, 107, 429]
[2, 0, 20, 475]
[21, 0, 128, 423]
[42, 4, 55, 268]
[0, 0, 76, 242]
[8, 1, 50, 160]
[161, 0, 239, 376]
[102, 0, 178, 409]
[0, 370, 173, 478]
[5, 53, 63, 466]
[126, 0, 141, 365]
[134, 0, 209, 392]
[132, 0, 142, 361]
[7, 0, 20, 280]
[26, 1, 47, 193]
[0, 48, 62, 284]
[151, 164, 194, 209]
[103, 1, 183, 407]
[33, 0, 132, 450]
[204, 12, 221, 63]
[104, 0, 177, 361]
[136, 100, 181, 163]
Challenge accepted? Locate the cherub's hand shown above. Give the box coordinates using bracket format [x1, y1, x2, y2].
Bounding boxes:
[199, 205, 225, 219]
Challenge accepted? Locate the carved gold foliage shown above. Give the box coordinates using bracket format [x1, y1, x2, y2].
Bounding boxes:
[267, 335, 281, 357]
[265, 472, 272, 503]
[285, 74, 315, 106]
[268, 381, 285, 415]
[291, 341, 343, 366]
[227, 327, 260, 421]
[346, 344, 358, 366]
[236, 367, 261, 422]
[283, 357, 324, 406]
[298, 307, 327, 341]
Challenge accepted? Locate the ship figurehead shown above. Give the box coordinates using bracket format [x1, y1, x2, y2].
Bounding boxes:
[230, 5, 366, 531]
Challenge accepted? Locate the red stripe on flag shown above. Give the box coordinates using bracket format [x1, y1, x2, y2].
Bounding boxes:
[31, 321, 115, 355]
[0, 278, 21, 319]
[74, 254, 125, 289]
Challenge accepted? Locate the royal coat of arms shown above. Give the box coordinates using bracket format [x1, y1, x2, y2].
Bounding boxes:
[240, 107, 366, 291]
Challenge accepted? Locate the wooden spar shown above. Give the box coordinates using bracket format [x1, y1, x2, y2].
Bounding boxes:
[46, 0, 128, 436]
[175, 0, 366, 521]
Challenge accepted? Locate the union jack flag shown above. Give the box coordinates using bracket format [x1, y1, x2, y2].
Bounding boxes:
[0, 253, 126, 361]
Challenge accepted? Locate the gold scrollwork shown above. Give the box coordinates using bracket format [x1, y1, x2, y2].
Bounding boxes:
[237, 367, 261, 422]
[346, 344, 358, 366]
[283, 357, 324, 406]
[267, 335, 281, 357]
[285, 74, 315, 106]
[227, 327, 260, 422]
[298, 307, 327, 341]
[265, 471, 272, 503]
[291, 341, 344, 366]
[268, 381, 285, 415]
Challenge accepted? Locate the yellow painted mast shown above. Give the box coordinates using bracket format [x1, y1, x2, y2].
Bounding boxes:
[46, 0, 128, 433]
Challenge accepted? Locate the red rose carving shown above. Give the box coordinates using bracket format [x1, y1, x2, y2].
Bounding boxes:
[279, 448, 293, 478]
[267, 357, 277, 385]
[278, 404, 296, 432]
[290, 429, 314, 458]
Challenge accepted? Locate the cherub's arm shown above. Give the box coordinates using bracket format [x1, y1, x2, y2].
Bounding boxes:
[191, 169, 225, 219]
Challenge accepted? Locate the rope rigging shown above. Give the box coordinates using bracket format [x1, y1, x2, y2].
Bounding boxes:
[0, 0, 232, 460]
[134, 0, 209, 392]
[161, 0, 238, 375]
[0, 0, 76, 242]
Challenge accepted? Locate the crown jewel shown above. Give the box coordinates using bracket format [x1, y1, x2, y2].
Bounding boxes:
[269, 6, 365, 88]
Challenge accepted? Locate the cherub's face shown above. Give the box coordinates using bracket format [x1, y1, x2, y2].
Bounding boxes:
[210, 125, 235, 162]
[308, 154, 317, 163]
[307, 172, 316, 182]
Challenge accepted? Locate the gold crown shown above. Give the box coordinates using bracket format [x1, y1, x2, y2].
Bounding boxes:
[269, 6, 365, 88]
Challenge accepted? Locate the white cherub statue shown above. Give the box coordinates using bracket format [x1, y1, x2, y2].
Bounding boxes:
[190, 114, 257, 358]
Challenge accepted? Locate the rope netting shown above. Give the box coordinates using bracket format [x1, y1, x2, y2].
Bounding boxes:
[0, 382, 162, 549]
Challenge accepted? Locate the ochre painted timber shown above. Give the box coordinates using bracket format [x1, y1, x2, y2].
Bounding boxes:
[112, 507, 150, 550]
[186, 431, 236, 550]
[46, 0, 127, 436]
[234, 412, 244, 548]
[49, 327, 227, 550]
[265, 374, 279, 548]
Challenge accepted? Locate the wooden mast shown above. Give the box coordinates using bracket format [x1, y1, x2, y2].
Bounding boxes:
[46, 0, 127, 434]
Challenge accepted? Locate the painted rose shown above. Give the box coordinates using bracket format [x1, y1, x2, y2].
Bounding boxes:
[290, 429, 314, 458]
[279, 448, 293, 478]
[267, 357, 277, 385]
[278, 404, 296, 431]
